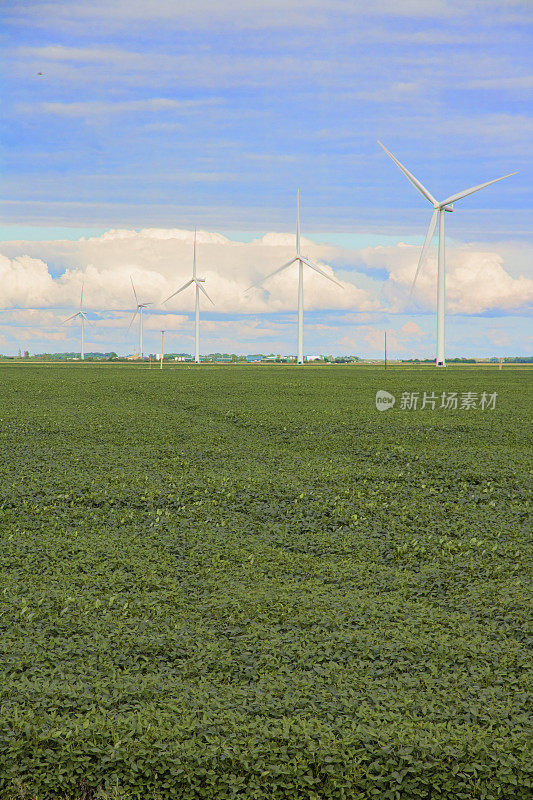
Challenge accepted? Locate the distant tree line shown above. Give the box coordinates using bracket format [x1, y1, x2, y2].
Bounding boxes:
[1, 352, 531, 363]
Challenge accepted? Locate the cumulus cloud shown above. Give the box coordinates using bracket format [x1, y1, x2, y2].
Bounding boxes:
[400, 321, 425, 337]
[446, 250, 533, 314]
[4, 228, 533, 320]
[0, 308, 71, 343]
[0, 228, 531, 356]
[359, 242, 533, 314]
[0, 255, 59, 308]
[2, 229, 532, 319]
[337, 326, 398, 355]
[0, 228, 376, 314]
[340, 321, 428, 355]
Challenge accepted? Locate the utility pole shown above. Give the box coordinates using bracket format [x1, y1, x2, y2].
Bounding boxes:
[384, 331, 387, 370]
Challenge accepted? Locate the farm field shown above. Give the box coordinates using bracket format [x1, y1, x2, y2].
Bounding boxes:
[0, 364, 531, 799]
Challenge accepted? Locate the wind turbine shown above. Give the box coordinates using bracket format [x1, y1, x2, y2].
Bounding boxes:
[246, 190, 343, 365]
[128, 276, 152, 359]
[162, 229, 214, 364]
[378, 141, 516, 367]
[62, 284, 89, 360]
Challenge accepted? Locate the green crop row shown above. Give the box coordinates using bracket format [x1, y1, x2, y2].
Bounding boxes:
[0, 365, 531, 798]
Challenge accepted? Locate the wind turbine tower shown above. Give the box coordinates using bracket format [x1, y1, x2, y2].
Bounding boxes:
[162, 229, 214, 364]
[62, 284, 89, 360]
[128, 276, 152, 359]
[378, 141, 516, 367]
[246, 190, 343, 365]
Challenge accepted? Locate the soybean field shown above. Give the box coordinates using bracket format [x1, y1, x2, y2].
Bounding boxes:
[0, 364, 531, 799]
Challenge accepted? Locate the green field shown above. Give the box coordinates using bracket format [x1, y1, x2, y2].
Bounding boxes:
[0, 365, 531, 799]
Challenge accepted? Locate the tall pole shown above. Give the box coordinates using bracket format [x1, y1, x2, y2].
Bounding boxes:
[195, 283, 200, 363]
[140, 307, 143, 359]
[160, 330, 164, 370]
[384, 330, 387, 369]
[81, 315, 85, 360]
[436, 208, 446, 367]
[296, 190, 304, 366]
[297, 259, 304, 365]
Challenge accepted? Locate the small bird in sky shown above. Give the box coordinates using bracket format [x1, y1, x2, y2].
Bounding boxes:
[37, 72, 43, 76]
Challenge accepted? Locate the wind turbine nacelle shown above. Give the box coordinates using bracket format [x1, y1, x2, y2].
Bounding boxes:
[443, 204, 454, 212]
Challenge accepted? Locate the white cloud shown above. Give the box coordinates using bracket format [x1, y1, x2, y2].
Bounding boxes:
[21, 98, 219, 117]
[353, 81, 426, 103]
[336, 326, 398, 355]
[0, 229, 530, 357]
[339, 320, 430, 356]
[447, 250, 533, 314]
[400, 321, 425, 337]
[466, 75, 533, 90]
[364, 327, 393, 352]
[0, 255, 59, 308]
[487, 327, 511, 348]
[8, 1, 529, 34]
[0, 228, 377, 315]
[358, 242, 533, 314]
[2, 230, 531, 322]
[0, 308, 64, 326]
[438, 113, 533, 146]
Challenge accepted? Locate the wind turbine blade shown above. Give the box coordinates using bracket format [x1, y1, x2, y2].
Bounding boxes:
[80, 283, 84, 309]
[130, 275, 139, 305]
[245, 257, 298, 292]
[407, 209, 438, 305]
[162, 279, 194, 304]
[377, 140, 437, 206]
[196, 280, 215, 306]
[127, 309, 139, 331]
[441, 172, 517, 206]
[300, 257, 344, 289]
[193, 228, 197, 279]
[296, 189, 300, 255]
[62, 312, 79, 324]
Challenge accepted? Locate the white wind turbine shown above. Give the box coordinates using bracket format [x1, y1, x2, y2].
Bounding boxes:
[162, 229, 214, 364]
[246, 190, 343, 365]
[378, 141, 516, 367]
[128, 276, 152, 359]
[62, 284, 89, 360]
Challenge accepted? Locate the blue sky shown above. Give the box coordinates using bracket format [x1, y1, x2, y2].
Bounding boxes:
[0, 0, 531, 357]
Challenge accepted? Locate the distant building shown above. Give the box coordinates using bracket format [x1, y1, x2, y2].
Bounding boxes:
[246, 355, 264, 363]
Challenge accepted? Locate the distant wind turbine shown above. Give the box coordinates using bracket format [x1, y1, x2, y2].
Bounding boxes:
[246, 190, 343, 365]
[128, 276, 152, 359]
[62, 284, 89, 360]
[378, 141, 516, 367]
[162, 229, 214, 364]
